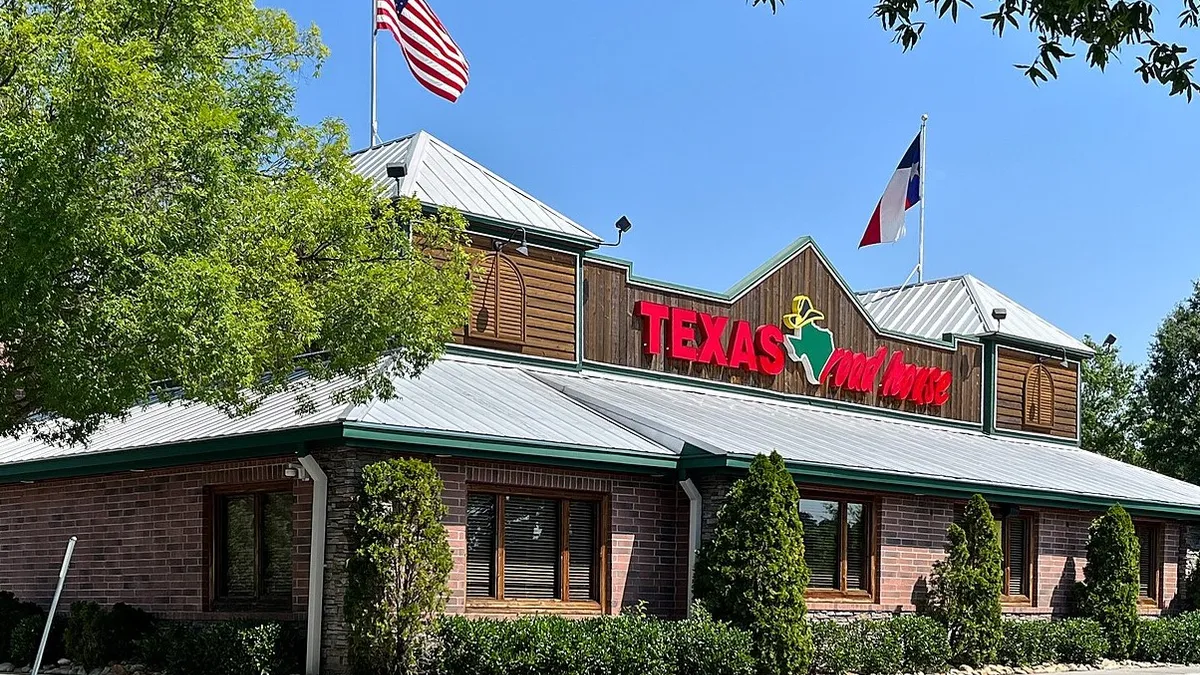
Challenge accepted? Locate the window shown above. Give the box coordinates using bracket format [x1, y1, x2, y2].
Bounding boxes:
[467, 490, 603, 605]
[1001, 515, 1033, 600]
[799, 497, 872, 596]
[213, 489, 293, 610]
[1135, 523, 1161, 603]
[1023, 364, 1056, 429]
[468, 252, 526, 344]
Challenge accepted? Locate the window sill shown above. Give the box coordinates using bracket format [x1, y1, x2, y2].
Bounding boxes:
[805, 590, 876, 603]
[1000, 596, 1033, 607]
[466, 598, 604, 616]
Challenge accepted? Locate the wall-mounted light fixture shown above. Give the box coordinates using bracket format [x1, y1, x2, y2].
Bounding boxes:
[285, 463, 310, 481]
[598, 215, 633, 248]
[991, 307, 1007, 326]
[1102, 334, 1117, 350]
[495, 226, 529, 256]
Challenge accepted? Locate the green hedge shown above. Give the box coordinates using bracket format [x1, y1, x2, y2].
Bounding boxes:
[137, 620, 303, 675]
[64, 601, 156, 669]
[1135, 613, 1200, 664]
[0, 591, 42, 664]
[810, 617, 951, 675]
[996, 619, 1108, 666]
[435, 610, 754, 675]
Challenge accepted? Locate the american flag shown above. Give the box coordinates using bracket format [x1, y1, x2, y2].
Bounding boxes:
[375, 0, 469, 103]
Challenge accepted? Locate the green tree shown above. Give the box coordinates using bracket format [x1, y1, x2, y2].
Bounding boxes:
[744, 1, 1200, 100]
[1079, 504, 1139, 658]
[694, 452, 813, 675]
[0, 1, 473, 443]
[345, 459, 453, 675]
[1139, 281, 1200, 483]
[926, 494, 1003, 666]
[1081, 335, 1142, 465]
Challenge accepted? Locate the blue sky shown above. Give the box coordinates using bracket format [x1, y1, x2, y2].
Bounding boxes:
[283, 0, 1199, 364]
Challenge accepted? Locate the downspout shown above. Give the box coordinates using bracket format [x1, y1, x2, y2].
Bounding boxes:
[298, 454, 328, 675]
[680, 478, 702, 615]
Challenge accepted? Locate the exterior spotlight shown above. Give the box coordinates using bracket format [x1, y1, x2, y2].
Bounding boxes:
[991, 307, 1007, 323]
[1102, 334, 1117, 349]
[599, 215, 633, 248]
[385, 163, 407, 179]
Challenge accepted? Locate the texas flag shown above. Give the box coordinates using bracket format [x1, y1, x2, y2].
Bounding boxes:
[859, 133, 922, 248]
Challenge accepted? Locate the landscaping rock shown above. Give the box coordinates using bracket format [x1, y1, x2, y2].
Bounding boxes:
[0, 664, 13, 673]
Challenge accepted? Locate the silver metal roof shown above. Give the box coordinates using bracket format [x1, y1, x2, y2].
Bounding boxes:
[350, 131, 601, 242]
[858, 275, 1092, 355]
[0, 356, 669, 470]
[534, 369, 1200, 509]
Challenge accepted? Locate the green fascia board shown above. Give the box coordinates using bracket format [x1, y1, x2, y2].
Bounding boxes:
[679, 453, 1200, 519]
[419, 203, 599, 252]
[985, 333, 1093, 361]
[0, 425, 343, 485]
[586, 237, 979, 353]
[341, 422, 677, 473]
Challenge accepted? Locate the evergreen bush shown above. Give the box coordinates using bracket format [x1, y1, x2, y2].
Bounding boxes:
[345, 458, 453, 675]
[0, 592, 40, 663]
[926, 494, 1004, 666]
[137, 620, 302, 675]
[1135, 613, 1200, 664]
[64, 601, 110, 669]
[809, 617, 950, 675]
[1050, 619, 1109, 665]
[1079, 504, 1140, 659]
[8, 612, 58, 667]
[693, 452, 813, 675]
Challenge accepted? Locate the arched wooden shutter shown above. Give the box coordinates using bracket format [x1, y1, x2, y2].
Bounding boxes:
[1023, 364, 1056, 429]
[469, 252, 526, 344]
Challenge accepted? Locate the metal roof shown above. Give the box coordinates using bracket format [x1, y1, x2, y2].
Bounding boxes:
[534, 369, 1200, 510]
[0, 356, 669, 471]
[350, 131, 601, 242]
[858, 275, 1092, 355]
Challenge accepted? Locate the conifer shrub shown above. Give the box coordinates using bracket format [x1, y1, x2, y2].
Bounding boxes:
[345, 458, 453, 675]
[1079, 504, 1140, 659]
[0, 592, 41, 663]
[926, 494, 1003, 666]
[693, 452, 813, 675]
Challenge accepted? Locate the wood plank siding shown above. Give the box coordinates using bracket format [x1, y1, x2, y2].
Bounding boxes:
[583, 247, 984, 424]
[995, 347, 1079, 439]
[455, 234, 578, 362]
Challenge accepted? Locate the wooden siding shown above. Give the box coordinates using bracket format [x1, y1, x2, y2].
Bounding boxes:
[455, 234, 577, 361]
[582, 247, 983, 424]
[995, 347, 1079, 439]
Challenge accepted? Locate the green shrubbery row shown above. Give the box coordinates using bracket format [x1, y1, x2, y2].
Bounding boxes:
[810, 616, 951, 675]
[996, 619, 1109, 666]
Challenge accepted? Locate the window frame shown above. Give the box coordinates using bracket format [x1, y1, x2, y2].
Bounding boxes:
[207, 482, 295, 613]
[465, 484, 610, 614]
[798, 490, 879, 602]
[1134, 522, 1163, 606]
[998, 513, 1036, 605]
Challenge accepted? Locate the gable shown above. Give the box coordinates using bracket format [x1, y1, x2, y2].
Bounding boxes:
[582, 240, 984, 425]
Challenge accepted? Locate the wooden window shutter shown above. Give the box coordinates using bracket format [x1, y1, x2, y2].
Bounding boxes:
[1006, 518, 1028, 597]
[1023, 364, 1056, 429]
[469, 252, 526, 344]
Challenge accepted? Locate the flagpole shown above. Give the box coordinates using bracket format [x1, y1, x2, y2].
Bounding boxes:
[370, 0, 380, 147]
[917, 113, 928, 282]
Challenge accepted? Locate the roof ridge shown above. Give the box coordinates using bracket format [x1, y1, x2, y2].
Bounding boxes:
[957, 275, 995, 333]
[858, 274, 968, 296]
[349, 131, 420, 158]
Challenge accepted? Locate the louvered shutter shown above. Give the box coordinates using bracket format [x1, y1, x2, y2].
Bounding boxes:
[469, 253, 526, 343]
[1023, 364, 1056, 428]
[503, 495, 560, 599]
[1136, 525, 1155, 598]
[467, 493, 496, 598]
[800, 499, 840, 589]
[845, 502, 869, 591]
[568, 501, 598, 602]
[1007, 518, 1027, 597]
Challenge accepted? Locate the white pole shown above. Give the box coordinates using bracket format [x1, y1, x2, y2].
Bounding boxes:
[32, 537, 77, 675]
[918, 113, 928, 283]
[370, 0, 380, 146]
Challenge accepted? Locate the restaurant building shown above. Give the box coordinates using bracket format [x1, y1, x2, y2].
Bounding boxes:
[2, 131, 1199, 673]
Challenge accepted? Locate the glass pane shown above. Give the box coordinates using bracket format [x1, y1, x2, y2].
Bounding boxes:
[504, 496, 560, 599]
[800, 499, 840, 589]
[844, 502, 868, 591]
[467, 494, 496, 597]
[262, 492, 293, 601]
[221, 496, 256, 598]
[568, 501, 598, 602]
[1136, 526, 1155, 598]
[1006, 519, 1027, 597]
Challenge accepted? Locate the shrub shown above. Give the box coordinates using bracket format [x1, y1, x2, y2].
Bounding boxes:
[0, 592, 40, 663]
[64, 601, 110, 669]
[809, 617, 950, 675]
[1079, 504, 1140, 658]
[997, 620, 1057, 666]
[9, 612, 53, 667]
[346, 458, 453, 675]
[435, 610, 755, 675]
[1135, 613, 1200, 664]
[1050, 619, 1109, 665]
[694, 452, 812, 675]
[109, 602, 155, 662]
[137, 620, 302, 675]
[926, 494, 1003, 666]
[1185, 564, 1200, 612]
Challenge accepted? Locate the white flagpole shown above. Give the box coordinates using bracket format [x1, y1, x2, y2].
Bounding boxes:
[917, 113, 928, 282]
[370, 0, 380, 146]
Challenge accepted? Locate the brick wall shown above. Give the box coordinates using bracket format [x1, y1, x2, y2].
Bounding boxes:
[315, 448, 687, 674]
[0, 456, 312, 619]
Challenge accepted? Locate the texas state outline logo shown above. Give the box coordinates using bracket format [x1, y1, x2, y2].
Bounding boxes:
[781, 295, 835, 385]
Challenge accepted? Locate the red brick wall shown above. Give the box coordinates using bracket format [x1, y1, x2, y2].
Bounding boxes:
[0, 457, 312, 619]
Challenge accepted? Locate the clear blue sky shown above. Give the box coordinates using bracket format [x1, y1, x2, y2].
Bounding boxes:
[282, 0, 1199, 364]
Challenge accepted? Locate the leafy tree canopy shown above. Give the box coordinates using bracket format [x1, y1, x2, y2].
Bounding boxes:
[1138, 281, 1200, 483]
[747, 0, 1200, 100]
[0, 0, 473, 442]
[1080, 334, 1142, 465]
